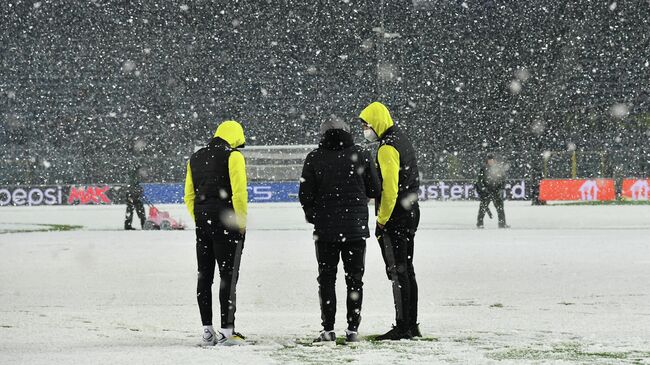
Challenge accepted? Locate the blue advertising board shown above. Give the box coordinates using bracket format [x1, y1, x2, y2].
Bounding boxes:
[143, 184, 185, 204]
[143, 179, 530, 204]
[143, 182, 300, 204]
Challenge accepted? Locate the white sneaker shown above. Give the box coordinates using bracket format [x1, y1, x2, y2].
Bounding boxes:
[216, 330, 246, 346]
[200, 327, 217, 346]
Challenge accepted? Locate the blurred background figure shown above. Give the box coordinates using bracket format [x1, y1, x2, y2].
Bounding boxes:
[475, 154, 509, 229]
[124, 167, 145, 230]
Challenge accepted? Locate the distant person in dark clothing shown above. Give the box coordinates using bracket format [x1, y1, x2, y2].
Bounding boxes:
[530, 163, 546, 206]
[359, 101, 421, 341]
[124, 168, 145, 230]
[476, 154, 509, 228]
[299, 117, 380, 344]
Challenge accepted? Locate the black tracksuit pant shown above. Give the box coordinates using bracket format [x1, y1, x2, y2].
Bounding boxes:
[315, 239, 366, 332]
[378, 208, 419, 330]
[477, 191, 506, 226]
[195, 214, 245, 329]
[124, 198, 145, 229]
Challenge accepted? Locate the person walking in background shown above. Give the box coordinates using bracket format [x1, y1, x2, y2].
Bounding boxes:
[299, 117, 380, 345]
[358, 102, 421, 341]
[475, 153, 509, 228]
[124, 167, 145, 230]
[184, 120, 248, 346]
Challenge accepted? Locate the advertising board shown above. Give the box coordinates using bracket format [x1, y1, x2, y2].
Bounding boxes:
[539, 179, 616, 201]
[0, 186, 65, 206]
[418, 180, 528, 200]
[621, 179, 649, 201]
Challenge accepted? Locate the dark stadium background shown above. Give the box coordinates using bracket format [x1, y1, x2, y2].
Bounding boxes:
[2, 0, 648, 185]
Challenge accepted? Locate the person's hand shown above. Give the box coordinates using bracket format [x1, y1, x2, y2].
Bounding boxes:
[237, 228, 246, 241]
[375, 223, 385, 238]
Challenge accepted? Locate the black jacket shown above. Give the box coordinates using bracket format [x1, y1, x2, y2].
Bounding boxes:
[189, 137, 235, 217]
[377, 126, 420, 227]
[299, 129, 381, 242]
[475, 164, 506, 197]
[124, 169, 144, 202]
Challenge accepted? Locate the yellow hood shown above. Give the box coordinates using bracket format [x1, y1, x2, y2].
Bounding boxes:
[359, 102, 394, 138]
[214, 120, 245, 148]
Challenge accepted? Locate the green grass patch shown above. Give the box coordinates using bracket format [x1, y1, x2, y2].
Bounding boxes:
[364, 334, 438, 343]
[293, 336, 347, 346]
[487, 342, 640, 362]
[452, 336, 480, 344]
[0, 223, 83, 234]
[48, 224, 83, 231]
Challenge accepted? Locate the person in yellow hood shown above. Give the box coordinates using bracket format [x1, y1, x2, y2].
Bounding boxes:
[184, 120, 248, 346]
[359, 102, 421, 340]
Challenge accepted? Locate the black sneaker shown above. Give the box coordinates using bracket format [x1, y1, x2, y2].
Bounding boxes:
[313, 330, 336, 345]
[476, 223, 484, 229]
[345, 329, 359, 343]
[375, 325, 412, 341]
[498, 224, 510, 229]
[410, 323, 422, 337]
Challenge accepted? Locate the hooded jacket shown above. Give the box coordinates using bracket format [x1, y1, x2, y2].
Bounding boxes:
[299, 128, 380, 242]
[184, 120, 248, 230]
[359, 102, 419, 227]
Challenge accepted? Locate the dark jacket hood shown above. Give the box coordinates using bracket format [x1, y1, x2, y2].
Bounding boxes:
[319, 129, 354, 151]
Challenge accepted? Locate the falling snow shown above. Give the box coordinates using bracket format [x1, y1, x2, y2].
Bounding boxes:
[1, 1, 647, 185]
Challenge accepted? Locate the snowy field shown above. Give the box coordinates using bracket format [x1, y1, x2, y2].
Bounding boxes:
[1, 201, 649, 364]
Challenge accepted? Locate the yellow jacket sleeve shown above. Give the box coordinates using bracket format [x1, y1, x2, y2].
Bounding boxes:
[183, 161, 196, 221]
[228, 151, 248, 230]
[377, 145, 400, 225]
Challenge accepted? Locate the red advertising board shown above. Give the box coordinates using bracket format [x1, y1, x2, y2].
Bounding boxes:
[68, 186, 112, 205]
[622, 179, 649, 201]
[539, 179, 616, 201]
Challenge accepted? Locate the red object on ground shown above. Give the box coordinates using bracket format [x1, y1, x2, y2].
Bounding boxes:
[144, 206, 185, 230]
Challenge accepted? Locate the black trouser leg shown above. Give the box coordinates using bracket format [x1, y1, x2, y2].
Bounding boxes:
[124, 200, 134, 229]
[406, 232, 418, 326]
[477, 197, 490, 225]
[492, 194, 506, 225]
[215, 230, 244, 329]
[196, 217, 245, 329]
[341, 240, 366, 332]
[379, 229, 411, 329]
[134, 199, 146, 228]
[196, 219, 216, 326]
[315, 240, 339, 332]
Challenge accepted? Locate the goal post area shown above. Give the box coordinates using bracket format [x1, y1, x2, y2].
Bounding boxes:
[244, 145, 317, 181]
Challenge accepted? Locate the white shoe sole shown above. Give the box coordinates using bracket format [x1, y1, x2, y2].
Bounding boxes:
[218, 338, 245, 346]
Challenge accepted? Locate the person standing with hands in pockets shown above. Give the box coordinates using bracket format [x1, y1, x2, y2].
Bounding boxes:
[184, 120, 248, 346]
[299, 118, 380, 344]
[359, 102, 421, 341]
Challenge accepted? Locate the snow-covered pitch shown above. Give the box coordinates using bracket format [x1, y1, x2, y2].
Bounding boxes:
[1, 202, 649, 364]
